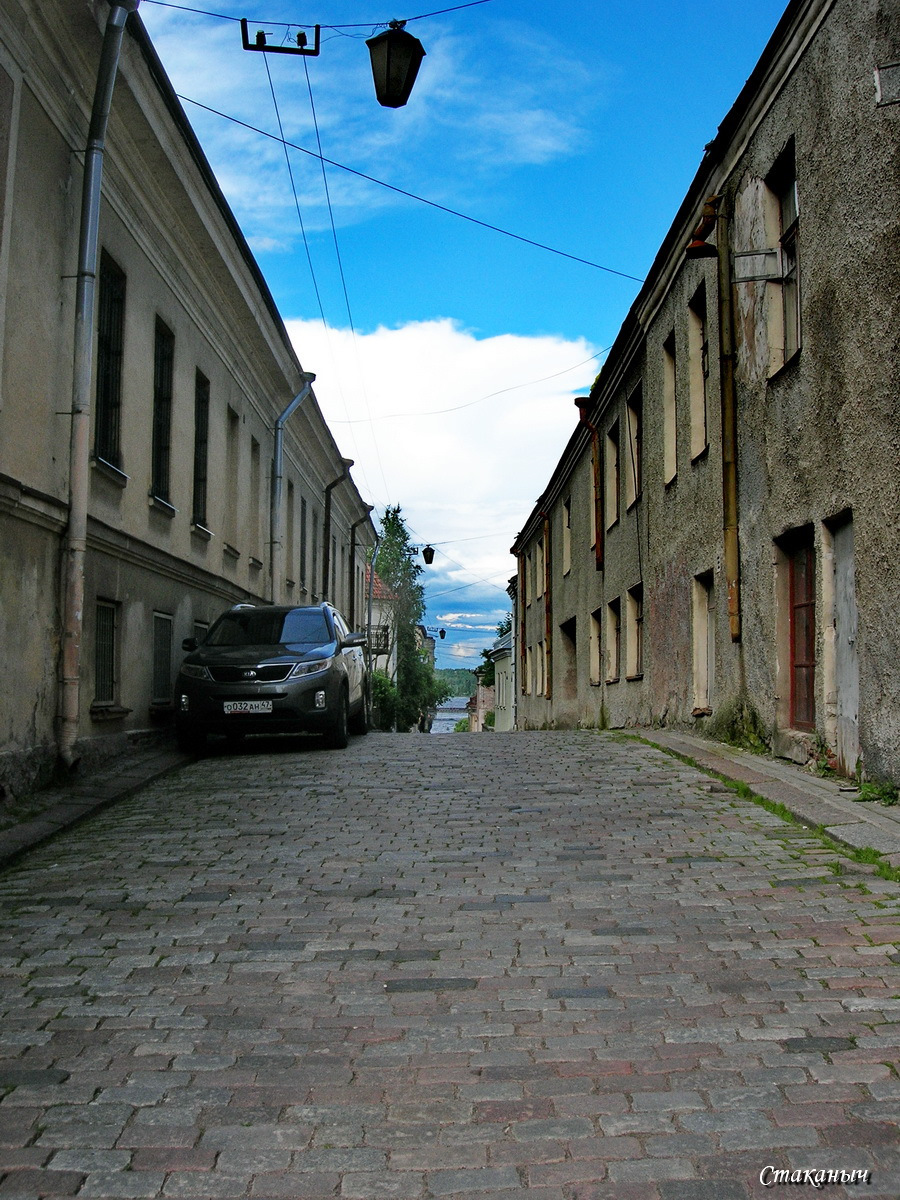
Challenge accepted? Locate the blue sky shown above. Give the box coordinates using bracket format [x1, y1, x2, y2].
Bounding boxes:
[139, 0, 789, 668]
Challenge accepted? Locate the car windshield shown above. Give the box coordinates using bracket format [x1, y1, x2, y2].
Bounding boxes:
[205, 609, 331, 648]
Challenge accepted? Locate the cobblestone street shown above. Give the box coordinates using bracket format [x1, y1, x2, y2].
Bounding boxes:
[1, 731, 899, 1199]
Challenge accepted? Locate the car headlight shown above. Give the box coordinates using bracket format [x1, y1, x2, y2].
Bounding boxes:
[180, 663, 212, 680]
[289, 659, 330, 678]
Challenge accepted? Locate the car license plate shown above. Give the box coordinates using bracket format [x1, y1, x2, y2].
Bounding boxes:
[223, 700, 272, 715]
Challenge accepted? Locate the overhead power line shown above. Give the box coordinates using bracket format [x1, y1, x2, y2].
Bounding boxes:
[177, 95, 645, 282]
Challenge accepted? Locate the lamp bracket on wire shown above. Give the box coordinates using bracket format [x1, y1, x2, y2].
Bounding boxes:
[240, 17, 321, 56]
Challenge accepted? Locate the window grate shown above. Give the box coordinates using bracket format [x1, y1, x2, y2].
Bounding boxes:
[95, 601, 117, 704]
[152, 612, 173, 703]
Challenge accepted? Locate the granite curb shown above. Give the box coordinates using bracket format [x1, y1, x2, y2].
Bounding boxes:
[0, 745, 189, 870]
[638, 729, 900, 862]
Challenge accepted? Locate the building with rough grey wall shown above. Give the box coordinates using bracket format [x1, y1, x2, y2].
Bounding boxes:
[512, 0, 899, 786]
[0, 0, 375, 799]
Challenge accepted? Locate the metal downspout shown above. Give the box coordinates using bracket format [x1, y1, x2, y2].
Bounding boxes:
[349, 505, 374, 629]
[59, 0, 140, 769]
[270, 375, 315, 603]
[716, 205, 741, 641]
[321, 458, 353, 600]
[576, 398, 604, 571]
[366, 536, 381, 719]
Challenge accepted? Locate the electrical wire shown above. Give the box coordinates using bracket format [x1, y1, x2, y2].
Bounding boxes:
[142, 0, 496, 30]
[329, 346, 609, 425]
[301, 56, 393, 505]
[177, 96, 644, 282]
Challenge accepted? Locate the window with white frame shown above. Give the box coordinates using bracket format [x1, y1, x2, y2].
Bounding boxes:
[662, 332, 677, 484]
[767, 139, 800, 369]
[688, 284, 709, 459]
[605, 421, 619, 529]
[626, 584, 644, 679]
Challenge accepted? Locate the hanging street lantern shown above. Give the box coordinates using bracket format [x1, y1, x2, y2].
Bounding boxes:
[366, 20, 426, 108]
[422, 544, 435, 564]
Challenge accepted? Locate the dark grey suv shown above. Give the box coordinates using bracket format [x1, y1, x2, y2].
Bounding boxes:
[174, 603, 368, 753]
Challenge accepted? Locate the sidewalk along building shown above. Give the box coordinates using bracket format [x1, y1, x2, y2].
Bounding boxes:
[512, 0, 899, 786]
[0, 0, 375, 798]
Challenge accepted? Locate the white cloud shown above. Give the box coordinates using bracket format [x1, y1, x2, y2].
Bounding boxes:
[285, 316, 600, 605]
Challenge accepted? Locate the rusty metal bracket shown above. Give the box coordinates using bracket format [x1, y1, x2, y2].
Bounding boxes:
[240, 18, 321, 56]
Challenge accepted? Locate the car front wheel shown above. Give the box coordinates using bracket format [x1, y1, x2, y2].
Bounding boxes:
[322, 689, 349, 750]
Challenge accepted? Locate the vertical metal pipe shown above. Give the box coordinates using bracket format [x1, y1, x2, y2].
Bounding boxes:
[270, 378, 314, 603]
[60, 0, 139, 768]
[716, 206, 741, 641]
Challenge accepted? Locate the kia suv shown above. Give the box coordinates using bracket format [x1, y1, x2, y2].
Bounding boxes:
[174, 603, 368, 753]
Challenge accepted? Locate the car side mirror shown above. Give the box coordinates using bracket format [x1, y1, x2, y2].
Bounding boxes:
[182, 637, 198, 652]
[341, 633, 367, 649]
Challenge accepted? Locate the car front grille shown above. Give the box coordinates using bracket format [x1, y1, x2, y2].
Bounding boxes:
[208, 664, 295, 683]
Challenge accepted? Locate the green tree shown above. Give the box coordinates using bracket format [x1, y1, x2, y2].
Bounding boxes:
[375, 506, 450, 731]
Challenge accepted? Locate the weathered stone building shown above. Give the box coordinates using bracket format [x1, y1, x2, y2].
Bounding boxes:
[512, 0, 899, 785]
[0, 0, 375, 797]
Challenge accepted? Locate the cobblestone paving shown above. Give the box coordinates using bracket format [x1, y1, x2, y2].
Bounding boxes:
[1, 731, 899, 1199]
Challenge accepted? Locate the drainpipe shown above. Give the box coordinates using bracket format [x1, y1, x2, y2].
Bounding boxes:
[716, 202, 742, 642]
[575, 397, 604, 571]
[59, 0, 140, 769]
[686, 195, 741, 642]
[542, 513, 552, 703]
[348, 505, 374, 629]
[270, 373, 316, 603]
[366, 535, 381, 718]
[321, 458, 353, 600]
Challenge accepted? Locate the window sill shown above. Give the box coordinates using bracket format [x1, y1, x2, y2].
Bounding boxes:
[606, 676, 620, 686]
[91, 457, 129, 487]
[691, 444, 710, 466]
[692, 706, 712, 717]
[664, 475, 677, 491]
[625, 673, 644, 682]
[626, 495, 642, 513]
[223, 543, 240, 561]
[148, 494, 176, 518]
[90, 704, 132, 722]
[768, 347, 801, 383]
[191, 522, 213, 541]
[249, 556, 263, 571]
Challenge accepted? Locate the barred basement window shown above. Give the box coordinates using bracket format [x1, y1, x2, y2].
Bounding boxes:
[152, 612, 173, 704]
[94, 601, 118, 705]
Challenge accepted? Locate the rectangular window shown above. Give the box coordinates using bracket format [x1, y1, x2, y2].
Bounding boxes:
[94, 600, 118, 705]
[562, 497, 572, 574]
[606, 597, 621, 683]
[286, 480, 295, 585]
[224, 407, 239, 547]
[590, 606, 603, 686]
[626, 387, 642, 508]
[95, 252, 126, 468]
[692, 571, 715, 713]
[151, 319, 174, 502]
[789, 536, 815, 730]
[525, 645, 533, 696]
[300, 495, 308, 589]
[626, 584, 644, 678]
[152, 612, 173, 704]
[525, 550, 533, 605]
[768, 141, 800, 368]
[311, 509, 319, 601]
[663, 332, 677, 484]
[536, 537, 545, 598]
[605, 421, 619, 528]
[250, 436, 261, 558]
[688, 284, 708, 459]
[192, 371, 209, 526]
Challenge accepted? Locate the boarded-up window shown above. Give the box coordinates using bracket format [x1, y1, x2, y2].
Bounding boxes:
[789, 536, 815, 730]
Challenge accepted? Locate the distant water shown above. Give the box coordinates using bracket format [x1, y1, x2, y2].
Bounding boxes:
[431, 696, 470, 734]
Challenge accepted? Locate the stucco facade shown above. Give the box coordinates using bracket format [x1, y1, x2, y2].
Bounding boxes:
[0, 0, 374, 797]
[512, 0, 899, 785]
